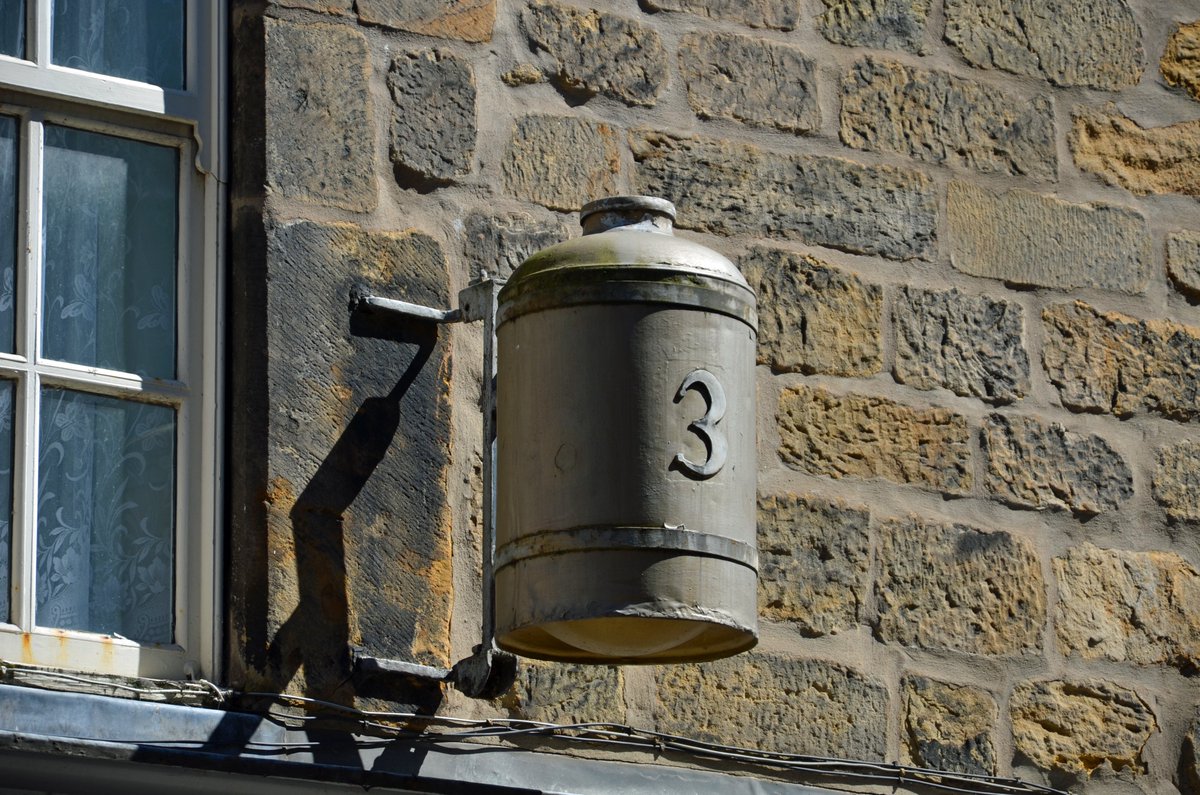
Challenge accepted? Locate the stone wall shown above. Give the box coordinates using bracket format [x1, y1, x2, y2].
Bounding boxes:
[229, 0, 1200, 791]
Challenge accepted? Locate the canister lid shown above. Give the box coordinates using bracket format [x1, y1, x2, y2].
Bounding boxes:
[498, 196, 756, 328]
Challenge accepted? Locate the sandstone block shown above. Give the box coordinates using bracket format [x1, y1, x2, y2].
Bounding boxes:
[757, 493, 870, 636]
[1186, 716, 1200, 793]
[503, 116, 620, 212]
[948, 181, 1149, 293]
[1042, 302, 1200, 421]
[255, 221, 454, 691]
[841, 58, 1055, 179]
[356, 0, 494, 42]
[819, 0, 929, 53]
[632, 131, 936, 261]
[778, 386, 971, 494]
[1168, 231, 1200, 299]
[521, 1, 666, 107]
[507, 662, 624, 724]
[272, 0, 352, 12]
[875, 518, 1044, 656]
[639, 0, 798, 31]
[656, 655, 887, 758]
[944, 0, 1143, 90]
[1154, 440, 1200, 523]
[679, 32, 819, 134]
[903, 677, 997, 775]
[893, 287, 1028, 404]
[742, 248, 882, 377]
[981, 414, 1132, 516]
[1162, 21, 1200, 102]
[464, 212, 572, 280]
[1011, 679, 1156, 777]
[1071, 107, 1200, 197]
[264, 19, 375, 212]
[387, 50, 475, 188]
[1055, 544, 1200, 671]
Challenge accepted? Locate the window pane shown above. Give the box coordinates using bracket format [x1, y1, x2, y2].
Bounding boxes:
[0, 117, 14, 353]
[42, 125, 177, 378]
[36, 388, 175, 643]
[0, 0, 24, 59]
[51, 0, 184, 89]
[0, 382, 12, 624]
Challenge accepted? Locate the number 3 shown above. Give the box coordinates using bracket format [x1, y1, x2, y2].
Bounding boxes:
[673, 369, 727, 479]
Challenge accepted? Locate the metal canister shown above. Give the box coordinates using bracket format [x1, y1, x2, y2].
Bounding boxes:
[494, 196, 757, 664]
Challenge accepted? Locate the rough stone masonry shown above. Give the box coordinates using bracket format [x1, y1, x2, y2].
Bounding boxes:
[232, 1, 1200, 792]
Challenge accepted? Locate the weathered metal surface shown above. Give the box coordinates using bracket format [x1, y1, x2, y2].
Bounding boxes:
[495, 196, 758, 664]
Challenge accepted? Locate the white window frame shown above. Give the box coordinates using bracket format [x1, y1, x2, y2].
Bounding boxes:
[0, 1, 224, 680]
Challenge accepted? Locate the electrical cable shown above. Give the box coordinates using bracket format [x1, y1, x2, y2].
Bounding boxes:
[1, 666, 1072, 795]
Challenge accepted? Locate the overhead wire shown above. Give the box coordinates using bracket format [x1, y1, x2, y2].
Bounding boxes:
[0, 667, 1071, 795]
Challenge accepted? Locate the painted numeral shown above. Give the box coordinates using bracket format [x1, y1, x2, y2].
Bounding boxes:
[673, 368, 727, 479]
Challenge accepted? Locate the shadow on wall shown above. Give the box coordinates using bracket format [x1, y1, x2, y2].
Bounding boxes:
[262, 311, 445, 713]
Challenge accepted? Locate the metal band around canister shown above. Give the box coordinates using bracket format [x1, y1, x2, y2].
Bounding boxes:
[494, 526, 759, 572]
[496, 266, 757, 328]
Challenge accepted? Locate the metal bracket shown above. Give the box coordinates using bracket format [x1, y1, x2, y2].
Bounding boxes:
[350, 275, 517, 700]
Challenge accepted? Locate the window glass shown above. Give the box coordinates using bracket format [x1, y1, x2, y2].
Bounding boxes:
[42, 125, 177, 378]
[51, 0, 184, 90]
[0, 117, 14, 354]
[0, 0, 24, 59]
[0, 381, 12, 624]
[36, 388, 174, 642]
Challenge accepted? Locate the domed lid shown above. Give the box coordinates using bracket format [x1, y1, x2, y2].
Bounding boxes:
[501, 196, 751, 294]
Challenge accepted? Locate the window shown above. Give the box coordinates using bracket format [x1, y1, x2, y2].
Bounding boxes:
[0, 1, 223, 679]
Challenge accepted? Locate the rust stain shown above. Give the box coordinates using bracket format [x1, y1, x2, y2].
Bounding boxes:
[99, 635, 114, 668]
[20, 633, 31, 664]
[55, 630, 69, 666]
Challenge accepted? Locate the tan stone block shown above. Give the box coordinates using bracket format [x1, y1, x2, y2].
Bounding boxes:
[1168, 231, 1200, 299]
[264, 19, 375, 212]
[1154, 439, 1200, 523]
[876, 517, 1044, 656]
[842, 58, 1055, 179]
[757, 493, 870, 635]
[1055, 544, 1200, 671]
[893, 287, 1028, 404]
[640, 0, 798, 31]
[506, 662, 624, 725]
[778, 385, 971, 494]
[819, 0, 930, 53]
[656, 654, 887, 758]
[502, 115, 620, 212]
[1162, 20, 1200, 103]
[387, 50, 476, 187]
[981, 414, 1132, 516]
[680, 32, 819, 134]
[631, 131, 936, 261]
[1072, 107, 1200, 197]
[903, 676, 997, 775]
[356, 0, 494, 42]
[520, 1, 666, 107]
[948, 181, 1149, 293]
[1011, 679, 1156, 777]
[743, 248, 882, 377]
[1042, 302, 1200, 421]
[944, 0, 1143, 89]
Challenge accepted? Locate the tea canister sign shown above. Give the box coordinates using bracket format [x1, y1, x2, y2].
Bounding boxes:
[494, 196, 758, 664]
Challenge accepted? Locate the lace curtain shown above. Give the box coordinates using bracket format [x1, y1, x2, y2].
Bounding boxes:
[0, 0, 24, 59]
[51, 0, 184, 89]
[0, 118, 15, 625]
[35, 126, 177, 643]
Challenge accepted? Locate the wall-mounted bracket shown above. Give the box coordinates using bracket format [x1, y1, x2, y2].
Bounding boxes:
[350, 275, 516, 700]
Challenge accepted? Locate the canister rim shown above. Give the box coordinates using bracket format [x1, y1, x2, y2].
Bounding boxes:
[580, 195, 676, 226]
